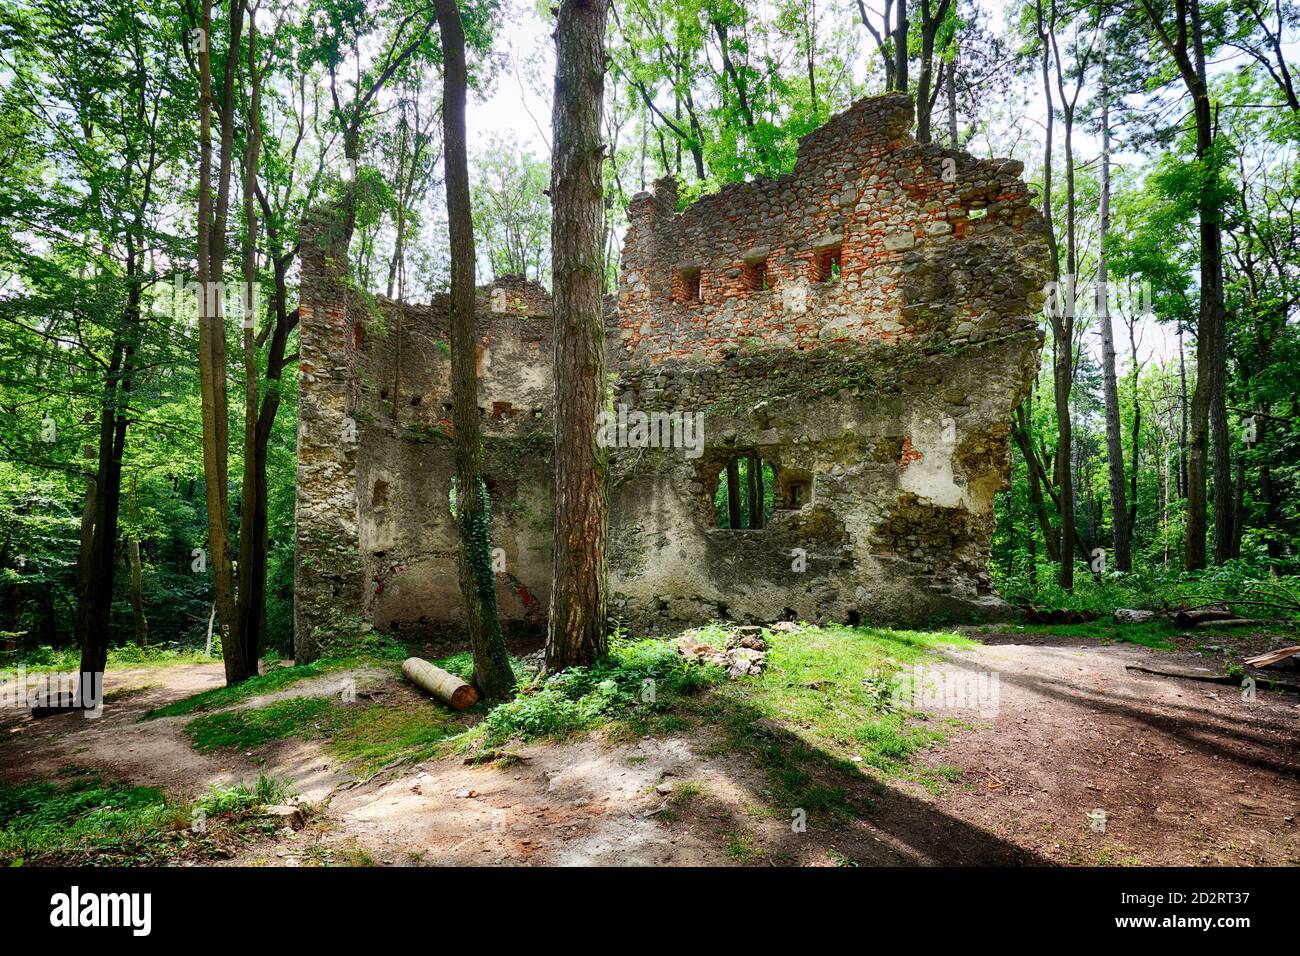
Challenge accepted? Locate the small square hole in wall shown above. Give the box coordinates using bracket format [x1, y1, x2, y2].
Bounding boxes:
[678, 267, 702, 303]
[810, 244, 842, 283]
[741, 259, 769, 291]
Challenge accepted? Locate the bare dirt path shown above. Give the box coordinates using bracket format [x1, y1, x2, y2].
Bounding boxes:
[914, 634, 1300, 865]
[2, 635, 1297, 866]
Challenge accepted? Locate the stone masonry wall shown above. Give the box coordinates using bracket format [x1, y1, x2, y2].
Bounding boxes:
[617, 94, 1043, 363]
[293, 94, 1051, 649]
[294, 210, 366, 661]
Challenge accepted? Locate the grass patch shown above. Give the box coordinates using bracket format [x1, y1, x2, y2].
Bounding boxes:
[995, 620, 1179, 650]
[193, 772, 294, 816]
[145, 657, 359, 719]
[329, 699, 469, 774]
[184, 696, 353, 751]
[0, 774, 184, 865]
[1, 644, 215, 682]
[0, 770, 294, 866]
[694, 623, 972, 819]
[725, 830, 761, 863]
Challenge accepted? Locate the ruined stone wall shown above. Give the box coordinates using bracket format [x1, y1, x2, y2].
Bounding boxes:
[616, 95, 1045, 363]
[293, 94, 1051, 650]
[347, 280, 556, 642]
[294, 210, 366, 660]
[605, 94, 1050, 630]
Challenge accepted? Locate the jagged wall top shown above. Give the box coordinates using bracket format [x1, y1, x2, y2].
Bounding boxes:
[616, 93, 1049, 366]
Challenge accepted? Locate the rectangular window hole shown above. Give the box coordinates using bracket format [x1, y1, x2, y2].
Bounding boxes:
[678, 267, 702, 303]
[811, 244, 842, 283]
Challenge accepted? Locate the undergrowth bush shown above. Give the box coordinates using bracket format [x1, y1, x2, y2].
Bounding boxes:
[481, 635, 721, 745]
[994, 557, 1300, 619]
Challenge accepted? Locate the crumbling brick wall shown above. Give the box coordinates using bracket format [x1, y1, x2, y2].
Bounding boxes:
[604, 93, 1049, 629]
[293, 94, 1050, 653]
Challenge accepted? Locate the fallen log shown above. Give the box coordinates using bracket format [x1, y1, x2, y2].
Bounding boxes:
[1173, 606, 1240, 627]
[1018, 607, 1101, 624]
[402, 657, 479, 710]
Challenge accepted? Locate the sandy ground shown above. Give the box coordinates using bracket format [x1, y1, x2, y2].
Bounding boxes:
[1, 634, 1297, 866]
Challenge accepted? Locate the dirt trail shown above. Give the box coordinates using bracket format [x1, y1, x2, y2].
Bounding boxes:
[2, 636, 1297, 866]
[0, 664, 385, 803]
[916, 635, 1300, 865]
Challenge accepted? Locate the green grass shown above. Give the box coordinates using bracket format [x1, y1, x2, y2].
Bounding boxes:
[727, 623, 971, 773]
[145, 657, 360, 719]
[0, 769, 293, 865]
[329, 700, 469, 774]
[0, 773, 184, 865]
[184, 696, 353, 751]
[180, 664, 476, 774]
[192, 772, 294, 816]
[1, 644, 215, 682]
[991, 620, 1179, 649]
[695, 623, 973, 817]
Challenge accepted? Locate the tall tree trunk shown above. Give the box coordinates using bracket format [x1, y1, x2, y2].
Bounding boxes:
[1096, 39, 1130, 571]
[76, 444, 96, 629]
[855, 0, 896, 92]
[435, 0, 515, 698]
[1037, 0, 1073, 590]
[77, 279, 142, 682]
[128, 476, 147, 646]
[1126, 318, 1142, 553]
[914, 0, 952, 144]
[946, 57, 958, 145]
[196, 0, 248, 683]
[894, 0, 909, 93]
[546, 0, 610, 672]
[1014, 398, 1061, 562]
[234, 7, 265, 679]
[1177, 324, 1188, 499]
[1138, 0, 1225, 572]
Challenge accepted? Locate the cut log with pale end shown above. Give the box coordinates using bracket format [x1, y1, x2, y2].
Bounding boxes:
[402, 657, 480, 710]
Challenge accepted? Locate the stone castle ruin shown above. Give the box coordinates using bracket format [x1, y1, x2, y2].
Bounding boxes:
[293, 94, 1051, 660]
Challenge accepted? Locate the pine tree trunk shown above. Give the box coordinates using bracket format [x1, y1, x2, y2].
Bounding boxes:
[435, 0, 515, 699]
[546, 0, 610, 672]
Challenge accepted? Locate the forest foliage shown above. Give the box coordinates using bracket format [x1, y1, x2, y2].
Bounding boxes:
[2, 0, 1299, 668]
